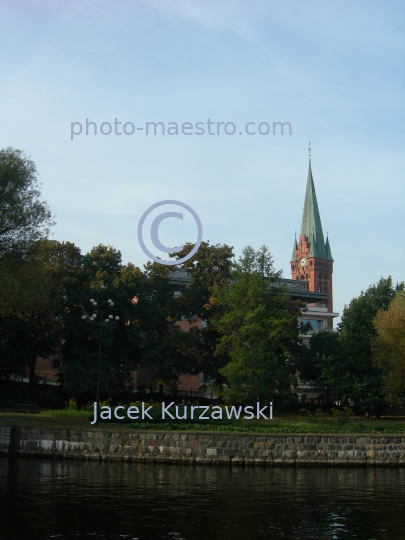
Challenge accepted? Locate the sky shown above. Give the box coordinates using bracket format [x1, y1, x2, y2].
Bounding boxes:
[1, 0, 404, 323]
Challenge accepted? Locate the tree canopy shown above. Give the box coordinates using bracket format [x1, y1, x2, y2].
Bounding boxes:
[312, 277, 404, 414]
[372, 291, 405, 402]
[213, 245, 304, 405]
[0, 147, 54, 255]
[172, 241, 234, 387]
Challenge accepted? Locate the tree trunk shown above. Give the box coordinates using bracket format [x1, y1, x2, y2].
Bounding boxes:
[29, 354, 37, 385]
[215, 372, 224, 389]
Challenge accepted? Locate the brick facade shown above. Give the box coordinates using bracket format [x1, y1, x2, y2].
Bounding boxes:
[291, 234, 334, 314]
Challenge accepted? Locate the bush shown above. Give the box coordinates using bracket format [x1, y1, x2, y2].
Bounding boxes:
[331, 407, 354, 426]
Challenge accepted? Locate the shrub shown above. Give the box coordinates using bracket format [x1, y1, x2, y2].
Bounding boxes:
[331, 407, 353, 426]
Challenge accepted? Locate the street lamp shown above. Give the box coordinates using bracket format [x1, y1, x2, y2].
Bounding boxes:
[81, 285, 120, 426]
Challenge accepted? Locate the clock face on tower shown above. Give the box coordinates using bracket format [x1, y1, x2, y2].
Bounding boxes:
[299, 257, 306, 267]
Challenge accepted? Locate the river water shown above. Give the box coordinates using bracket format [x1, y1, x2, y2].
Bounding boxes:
[1, 458, 404, 540]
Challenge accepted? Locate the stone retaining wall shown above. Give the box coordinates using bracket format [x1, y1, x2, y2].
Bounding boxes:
[1, 427, 404, 466]
[0, 427, 11, 454]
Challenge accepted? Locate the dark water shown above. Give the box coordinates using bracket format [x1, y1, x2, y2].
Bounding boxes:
[1, 458, 405, 540]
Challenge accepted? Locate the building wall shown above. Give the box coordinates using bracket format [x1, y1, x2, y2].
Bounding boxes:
[291, 234, 334, 314]
[32, 317, 203, 391]
[30, 356, 59, 381]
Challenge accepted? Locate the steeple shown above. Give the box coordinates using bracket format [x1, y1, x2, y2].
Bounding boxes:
[290, 236, 298, 262]
[325, 234, 333, 260]
[298, 160, 333, 261]
[290, 148, 336, 324]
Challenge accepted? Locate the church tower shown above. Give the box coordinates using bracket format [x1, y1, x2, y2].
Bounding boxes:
[291, 152, 334, 326]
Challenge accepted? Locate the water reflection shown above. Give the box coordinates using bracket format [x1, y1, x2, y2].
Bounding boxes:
[1, 458, 404, 539]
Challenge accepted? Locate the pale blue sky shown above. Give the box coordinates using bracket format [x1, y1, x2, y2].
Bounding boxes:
[1, 0, 404, 322]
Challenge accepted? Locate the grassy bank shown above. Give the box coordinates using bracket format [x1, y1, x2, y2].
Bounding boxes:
[1, 411, 405, 434]
[127, 419, 405, 434]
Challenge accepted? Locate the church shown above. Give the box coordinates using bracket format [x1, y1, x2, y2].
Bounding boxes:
[290, 155, 339, 344]
[32, 153, 339, 388]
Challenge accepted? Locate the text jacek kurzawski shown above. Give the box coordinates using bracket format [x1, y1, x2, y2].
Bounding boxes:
[90, 402, 273, 424]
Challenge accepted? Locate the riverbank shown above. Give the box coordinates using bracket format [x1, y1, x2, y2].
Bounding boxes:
[1, 425, 404, 466]
[2, 411, 405, 433]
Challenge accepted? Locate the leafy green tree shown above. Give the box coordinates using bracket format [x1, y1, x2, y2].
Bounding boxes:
[0, 148, 55, 376]
[316, 277, 403, 415]
[0, 147, 54, 255]
[0, 240, 68, 382]
[56, 244, 197, 400]
[172, 241, 234, 387]
[0, 310, 56, 383]
[372, 291, 405, 402]
[137, 260, 201, 392]
[0, 251, 52, 317]
[23, 239, 83, 386]
[57, 245, 142, 401]
[298, 330, 340, 389]
[213, 245, 304, 405]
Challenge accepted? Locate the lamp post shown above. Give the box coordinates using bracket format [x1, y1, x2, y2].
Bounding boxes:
[81, 285, 119, 426]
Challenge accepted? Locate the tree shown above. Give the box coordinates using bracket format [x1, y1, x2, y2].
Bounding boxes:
[315, 277, 404, 415]
[172, 241, 234, 387]
[137, 260, 201, 392]
[372, 291, 405, 402]
[0, 309, 56, 383]
[0, 149, 55, 376]
[297, 330, 340, 389]
[0, 251, 52, 317]
[57, 244, 142, 401]
[213, 245, 304, 405]
[0, 147, 54, 255]
[0, 240, 68, 382]
[0, 248, 55, 383]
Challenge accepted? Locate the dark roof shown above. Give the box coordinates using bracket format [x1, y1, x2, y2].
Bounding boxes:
[168, 267, 328, 304]
[168, 267, 192, 285]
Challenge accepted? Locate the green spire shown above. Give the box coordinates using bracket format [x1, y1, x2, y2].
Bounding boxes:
[299, 160, 333, 261]
[290, 236, 298, 262]
[325, 235, 333, 261]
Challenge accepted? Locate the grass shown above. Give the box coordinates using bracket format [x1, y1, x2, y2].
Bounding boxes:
[1, 410, 405, 434]
[0, 412, 97, 430]
[128, 419, 405, 434]
[38, 409, 92, 418]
